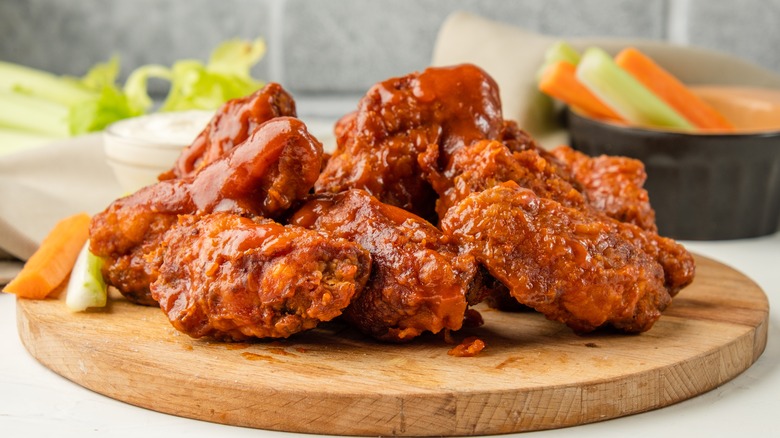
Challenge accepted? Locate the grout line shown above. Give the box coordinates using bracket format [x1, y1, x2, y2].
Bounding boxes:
[666, 0, 690, 45]
[267, 0, 286, 84]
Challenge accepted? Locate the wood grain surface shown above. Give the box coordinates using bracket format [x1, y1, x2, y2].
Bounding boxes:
[16, 254, 769, 436]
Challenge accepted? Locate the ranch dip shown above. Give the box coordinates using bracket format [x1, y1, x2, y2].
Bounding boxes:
[106, 110, 214, 147]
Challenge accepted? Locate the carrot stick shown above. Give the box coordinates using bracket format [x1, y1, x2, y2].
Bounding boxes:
[539, 61, 623, 121]
[615, 47, 734, 131]
[3, 212, 91, 299]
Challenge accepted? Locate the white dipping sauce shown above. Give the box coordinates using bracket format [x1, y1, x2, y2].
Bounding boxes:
[106, 110, 215, 147]
[103, 110, 215, 192]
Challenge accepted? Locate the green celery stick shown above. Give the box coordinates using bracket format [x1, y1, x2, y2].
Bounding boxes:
[66, 242, 108, 312]
[0, 129, 58, 156]
[0, 91, 70, 137]
[0, 60, 94, 106]
[546, 41, 581, 66]
[576, 47, 694, 130]
[536, 40, 582, 81]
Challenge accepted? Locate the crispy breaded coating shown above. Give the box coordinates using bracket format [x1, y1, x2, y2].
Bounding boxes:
[151, 213, 371, 341]
[440, 182, 694, 333]
[291, 189, 479, 342]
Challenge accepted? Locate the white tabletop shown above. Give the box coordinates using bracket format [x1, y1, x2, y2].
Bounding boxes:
[1, 233, 778, 437]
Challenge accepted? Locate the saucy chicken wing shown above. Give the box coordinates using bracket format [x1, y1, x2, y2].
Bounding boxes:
[550, 146, 657, 232]
[440, 181, 694, 333]
[164, 82, 297, 179]
[291, 189, 480, 342]
[150, 213, 371, 341]
[314, 64, 506, 220]
[90, 117, 323, 304]
[435, 140, 586, 220]
[436, 137, 691, 289]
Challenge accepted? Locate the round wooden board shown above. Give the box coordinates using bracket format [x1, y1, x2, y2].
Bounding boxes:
[16, 254, 769, 436]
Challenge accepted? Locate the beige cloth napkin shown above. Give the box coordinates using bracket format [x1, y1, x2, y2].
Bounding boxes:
[432, 12, 780, 147]
[0, 134, 121, 273]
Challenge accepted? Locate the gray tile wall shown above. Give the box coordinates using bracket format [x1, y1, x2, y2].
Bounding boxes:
[1, 0, 779, 103]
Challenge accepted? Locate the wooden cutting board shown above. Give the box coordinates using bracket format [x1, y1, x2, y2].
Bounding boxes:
[16, 254, 768, 436]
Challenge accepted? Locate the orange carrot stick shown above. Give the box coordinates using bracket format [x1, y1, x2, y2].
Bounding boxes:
[539, 61, 623, 121]
[3, 212, 91, 299]
[615, 47, 734, 131]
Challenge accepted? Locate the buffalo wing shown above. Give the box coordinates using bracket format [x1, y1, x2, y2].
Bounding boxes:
[164, 82, 297, 179]
[314, 64, 507, 221]
[440, 182, 693, 333]
[151, 213, 370, 341]
[291, 189, 480, 342]
[90, 117, 323, 304]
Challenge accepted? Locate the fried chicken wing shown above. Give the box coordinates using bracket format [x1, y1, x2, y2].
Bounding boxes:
[90, 117, 323, 304]
[440, 181, 693, 333]
[165, 82, 297, 179]
[150, 213, 371, 341]
[498, 119, 545, 153]
[435, 140, 692, 314]
[436, 140, 586, 219]
[290, 189, 479, 342]
[314, 64, 505, 220]
[550, 146, 657, 232]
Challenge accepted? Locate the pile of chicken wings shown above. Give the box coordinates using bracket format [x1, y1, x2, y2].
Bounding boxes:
[89, 64, 695, 343]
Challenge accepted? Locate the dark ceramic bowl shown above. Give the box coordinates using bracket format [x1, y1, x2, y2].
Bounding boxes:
[567, 110, 780, 240]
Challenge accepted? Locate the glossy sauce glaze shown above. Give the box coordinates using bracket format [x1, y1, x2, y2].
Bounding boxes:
[166, 83, 297, 179]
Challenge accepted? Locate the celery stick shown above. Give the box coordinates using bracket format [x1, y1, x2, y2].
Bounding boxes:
[0, 128, 58, 156]
[576, 48, 694, 130]
[545, 41, 581, 66]
[66, 242, 107, 312]
[0, 60, 94, 106]
[537, 40, 582, 81]
[0, 91, 70, 137]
